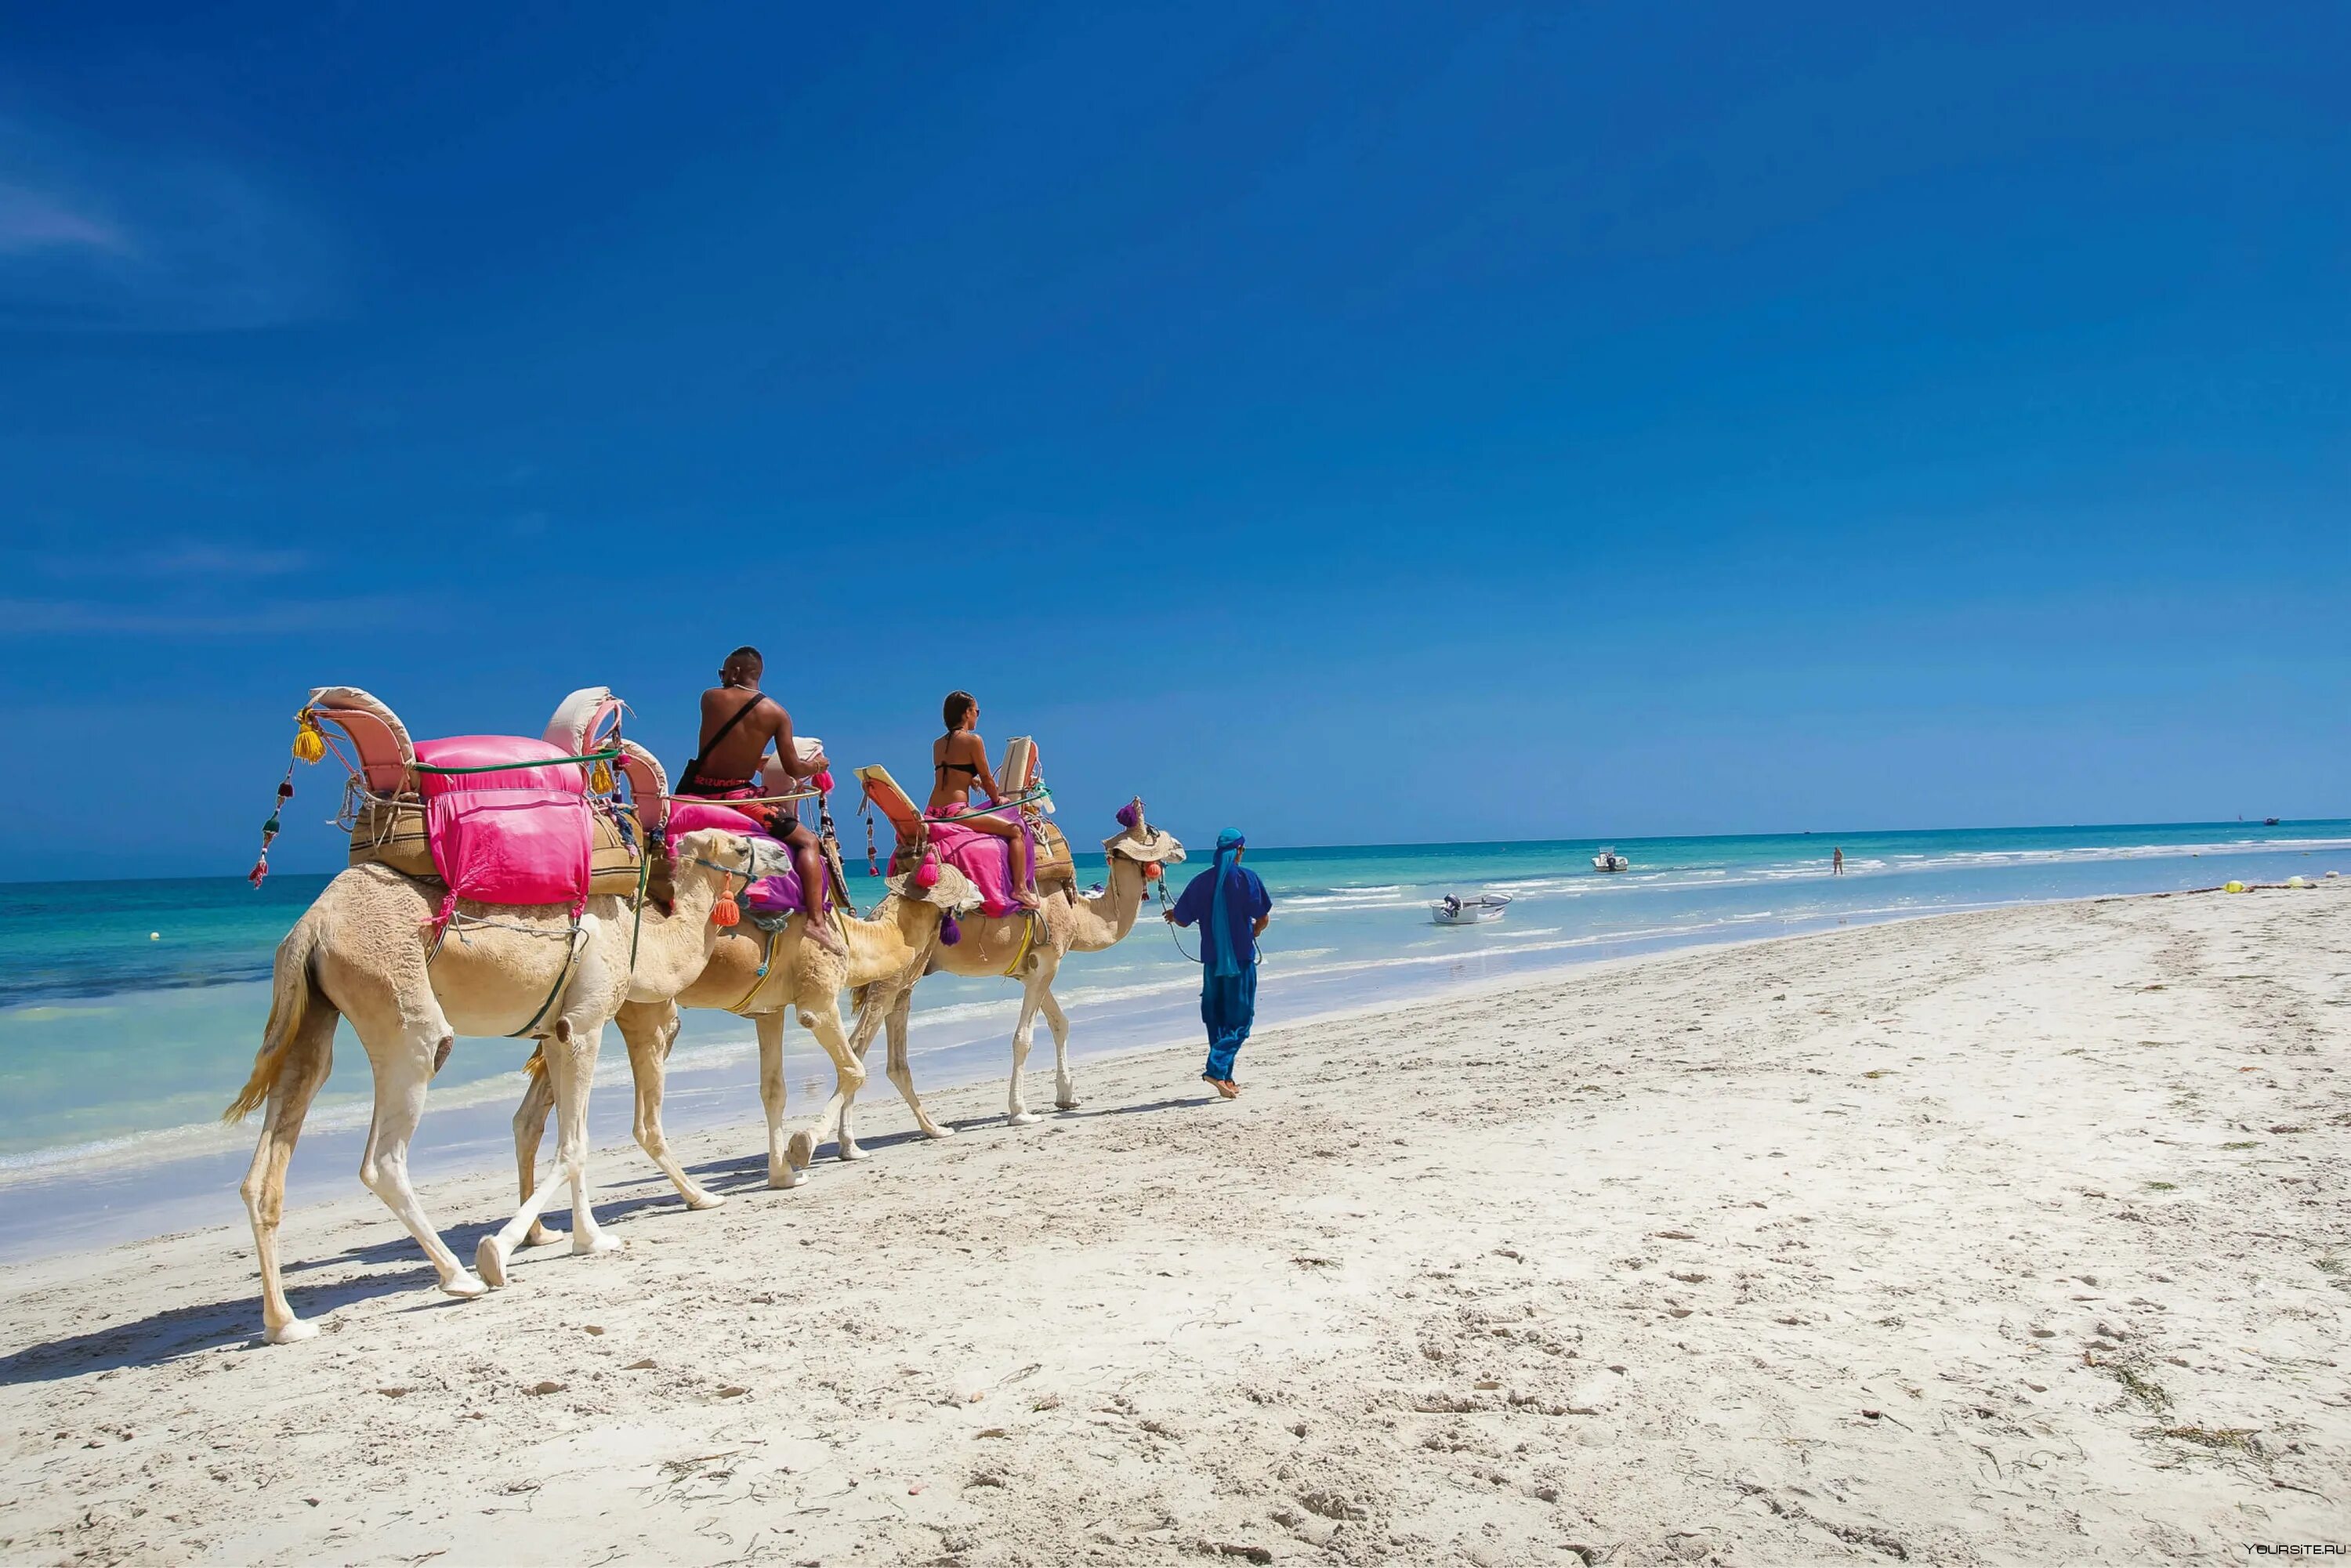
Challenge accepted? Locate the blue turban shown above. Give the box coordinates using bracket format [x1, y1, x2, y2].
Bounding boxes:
[1207, 827, 1247, 978]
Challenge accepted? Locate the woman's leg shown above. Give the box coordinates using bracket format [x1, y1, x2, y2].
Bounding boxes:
[966, 814, 1040, 907]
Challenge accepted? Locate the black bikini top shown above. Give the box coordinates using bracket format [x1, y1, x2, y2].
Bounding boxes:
[934, 734, 981, 778]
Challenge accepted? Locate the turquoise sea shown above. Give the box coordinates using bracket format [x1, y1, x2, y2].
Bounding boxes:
[2, 820, 2344, 1260]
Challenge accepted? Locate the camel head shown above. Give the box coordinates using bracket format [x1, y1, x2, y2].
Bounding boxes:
[672, 827, 794, 889]
[1101, 798, 1185, 882]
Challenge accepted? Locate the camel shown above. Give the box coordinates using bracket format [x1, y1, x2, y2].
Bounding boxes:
[509, 863, 984, 1232]
[820, 803, 1185, 1158]
[225, 827, 788, 1344]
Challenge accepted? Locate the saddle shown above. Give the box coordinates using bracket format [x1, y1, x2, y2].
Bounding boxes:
[314, 686, 670, 904]
[854, 734, 1074, 914]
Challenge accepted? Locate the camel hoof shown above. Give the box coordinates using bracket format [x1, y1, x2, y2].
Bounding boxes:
[524, 1222, 566, 1248]
[682, 1188, 726, 1212]
[474, 1239, 509, 1290]
[1055, 1098, 1081, 1111]
[1006, 1110, 1041, 1127]
[769, 1165, 805, 1190]
[922, 1123, 957, 1141]
[784, 1129, 817, 1171]
[265, 1316, 320, 1345]
[836, 1142, 870, 1163]
[572, 1230, 623, 1256]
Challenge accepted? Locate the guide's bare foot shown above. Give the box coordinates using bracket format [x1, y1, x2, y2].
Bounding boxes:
[1214, 1079, 1240, 1099]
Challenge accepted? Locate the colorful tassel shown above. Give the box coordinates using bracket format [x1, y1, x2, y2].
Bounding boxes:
[939, 914, 962, 947]
[248, 856, 270, 889]
[1142, 860, 1162, 882]
[915, 852, 941, 889]
[712, 893, 741, 927]
[292, 712, 327, 764]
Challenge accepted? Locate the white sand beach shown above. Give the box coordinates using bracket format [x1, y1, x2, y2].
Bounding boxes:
[2, 885, 2344, 1566]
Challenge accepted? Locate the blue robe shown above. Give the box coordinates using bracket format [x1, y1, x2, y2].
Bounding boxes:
[1172, 845, 1271, 1079]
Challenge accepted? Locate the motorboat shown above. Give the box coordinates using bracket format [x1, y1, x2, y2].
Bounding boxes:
[1592, 848, 1629, 872]
[1431, 892, 1511, 926]
[2264, 817, 2280, 827]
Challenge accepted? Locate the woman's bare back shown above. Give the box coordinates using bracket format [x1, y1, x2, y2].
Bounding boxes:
[929, 730, 993, 813]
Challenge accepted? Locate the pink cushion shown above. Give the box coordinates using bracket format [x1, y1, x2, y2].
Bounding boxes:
[412, 736, 591, 909]
[666, 799, 770, 838]
[925, 819, 1018, 916]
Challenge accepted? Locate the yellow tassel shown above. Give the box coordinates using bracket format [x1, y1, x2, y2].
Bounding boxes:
[292, 712, 327, 764]
[589, 759, 615, 793]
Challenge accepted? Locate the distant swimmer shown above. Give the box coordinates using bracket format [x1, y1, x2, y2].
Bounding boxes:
[1832, 846, 1844, 877]
[1165, 827, 1273, 1099]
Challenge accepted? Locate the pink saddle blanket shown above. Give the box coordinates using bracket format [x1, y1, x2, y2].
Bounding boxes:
[663, 802, 826, 917]
[923, 817, 1022, 917]
[413, 736, 592, 913]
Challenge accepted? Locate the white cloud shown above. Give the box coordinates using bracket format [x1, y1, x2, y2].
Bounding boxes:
[0, 594, 413, 638]
[0, 111, 341, 331]
[0, 180, 130, 256]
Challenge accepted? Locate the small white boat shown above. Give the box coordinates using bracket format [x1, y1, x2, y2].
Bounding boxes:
[1592, 848, 1629, 872]
[1431, 892, 1511, 926]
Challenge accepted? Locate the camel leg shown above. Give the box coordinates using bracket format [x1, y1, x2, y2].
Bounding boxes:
[757, 1009, 802, 1190]
[357, 1025, 486, 1301]
[511, 1052, 565, 1248]
[784, 1000, 868, 1174]
[238, 993, 338, 1345]
[831, 988, 886, 1162]
[1036, 957, 1078, 1110]
[478, 1016, 616, 1286]
[557, 1019, 620, 1255]
[623, 1001, 722, 1211]
[1005, 969, 1051, 1126]
[882, 987, 955, 1139]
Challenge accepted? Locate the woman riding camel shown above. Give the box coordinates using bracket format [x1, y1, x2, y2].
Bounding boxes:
[929, 690, 1041, 911]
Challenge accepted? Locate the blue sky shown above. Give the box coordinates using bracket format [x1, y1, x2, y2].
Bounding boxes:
[2, 2, 2345, 878]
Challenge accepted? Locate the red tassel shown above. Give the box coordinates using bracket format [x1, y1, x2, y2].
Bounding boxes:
[248, 856, 270, 889]
[712, 894, 741, 927]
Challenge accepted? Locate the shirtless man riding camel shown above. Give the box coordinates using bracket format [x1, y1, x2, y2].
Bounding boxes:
[679, 646, 842, 953]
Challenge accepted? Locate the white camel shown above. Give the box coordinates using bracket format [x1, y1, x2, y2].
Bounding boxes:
[508, 862, 982, 1227]
[815, 805, 1184, 1159]
[225, 827, 787, 1343]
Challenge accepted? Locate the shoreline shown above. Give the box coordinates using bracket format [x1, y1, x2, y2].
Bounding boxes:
[0, 890, 2121, 1264]
[2, 882, 2343, 1563]
[4, 870, 2342, 1266]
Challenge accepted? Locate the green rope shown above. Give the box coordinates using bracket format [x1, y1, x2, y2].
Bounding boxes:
[922, 784, 1052, 824]
[410, 746, 623, 777]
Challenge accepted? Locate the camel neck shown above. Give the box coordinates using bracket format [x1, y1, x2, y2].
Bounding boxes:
[1066, 857, 1147, 951]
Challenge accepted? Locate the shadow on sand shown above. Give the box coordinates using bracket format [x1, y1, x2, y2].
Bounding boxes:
[0, 1092, 1217, 1383]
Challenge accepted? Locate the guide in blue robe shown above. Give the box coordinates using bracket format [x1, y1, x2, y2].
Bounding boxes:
[1168, 827, 1273, 1085]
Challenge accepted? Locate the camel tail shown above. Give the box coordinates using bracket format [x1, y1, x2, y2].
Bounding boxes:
[849, 983, 873, 1016]
[225, 913, 329, 1123]
[523, 1042, 548, 1080]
